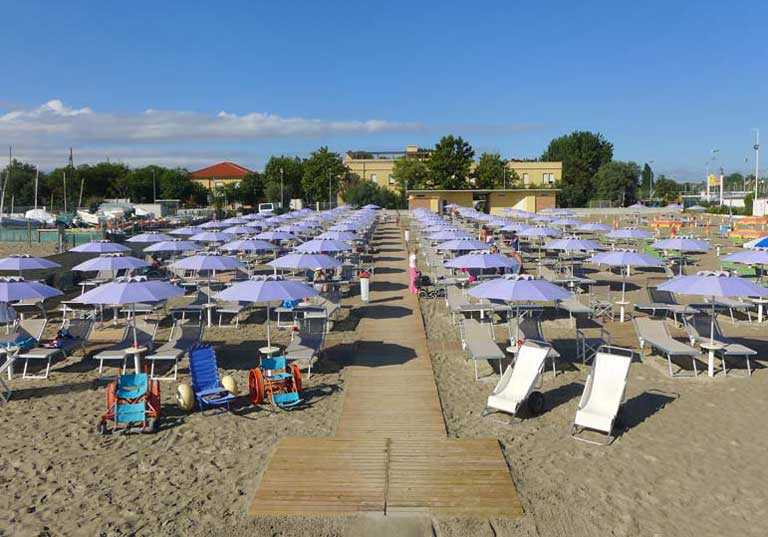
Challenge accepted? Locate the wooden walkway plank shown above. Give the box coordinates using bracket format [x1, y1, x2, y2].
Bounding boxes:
[249, 221, 523, 518]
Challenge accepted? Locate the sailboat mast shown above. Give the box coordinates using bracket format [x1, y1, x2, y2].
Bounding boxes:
[63, 171, 68, 213]
[0, 146, 11, 218]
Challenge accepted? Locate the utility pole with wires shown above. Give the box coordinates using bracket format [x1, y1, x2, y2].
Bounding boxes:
[280, 167, 284, 211]
[152, 169, 157, 203]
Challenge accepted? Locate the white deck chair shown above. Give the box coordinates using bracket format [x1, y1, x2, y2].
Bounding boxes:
[482, 339, 551, 418]
[571, 345, 633, 445]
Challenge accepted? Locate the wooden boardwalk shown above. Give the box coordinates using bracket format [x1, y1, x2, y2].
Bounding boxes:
[250, 222, 522, 518]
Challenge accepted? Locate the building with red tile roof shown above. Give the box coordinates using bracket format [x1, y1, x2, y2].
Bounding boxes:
[191, 162, 252, 190]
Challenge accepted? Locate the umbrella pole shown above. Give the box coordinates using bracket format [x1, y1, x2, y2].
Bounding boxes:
[132, 303, 138, 347]
[266, 304, 271, 348]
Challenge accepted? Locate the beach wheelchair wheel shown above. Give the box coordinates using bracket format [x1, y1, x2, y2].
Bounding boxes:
[527, 391, 545, 416]
[289, 363, 302, 394]
[248, 368, 265, 404]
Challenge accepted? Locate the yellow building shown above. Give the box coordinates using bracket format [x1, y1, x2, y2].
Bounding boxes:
[343, 145, 562, 191]
[407, 188, 558, 214]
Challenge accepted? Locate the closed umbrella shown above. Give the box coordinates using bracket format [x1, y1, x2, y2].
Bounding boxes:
[214, 276, 318, 348]
[658, 272, 768, 376]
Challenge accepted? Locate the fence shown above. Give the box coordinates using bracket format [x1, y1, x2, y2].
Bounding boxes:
[0, 228, 104, 246]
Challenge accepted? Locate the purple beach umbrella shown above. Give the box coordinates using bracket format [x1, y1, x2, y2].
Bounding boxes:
[588, 250, 664, 316]
[220, 239, 278, 252]
[436, 239, 491, 251]
[444, 252, 520, 270]
[190, 231, 235, 243]
[576, 222, 612, 233]
[74, 276, 184, 349]
[268, 253, 341, 271]
[143, 239, 200, 253]
[73, 254, 149, 272]
[652, 237, 711, 275]
[168, 226, 200, 236]
[171, 253, 244, 272]
[317, 231, 359, 241]
[659, 271, 768, 366]
[295, 239, 353, 253]
[0, 276, 63, 302]
[468, 274, 572, 348]
[605, 228, 652, 240]
[214, 276, 318, 347]
[70, 240, 130, 254]
[255, 231, 299, 242]
[126, 232, 174, 243]
[0, 255, 60, 275]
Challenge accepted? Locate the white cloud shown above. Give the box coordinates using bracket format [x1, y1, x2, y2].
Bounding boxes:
[0, 99, 421, 145]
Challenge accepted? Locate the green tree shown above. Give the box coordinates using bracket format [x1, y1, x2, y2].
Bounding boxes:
[392, 157, 430, 195]
[473, 152, 506, 189]
[301, 146, 347, 204]
[1, 160, 40, 207]
[264, 156, 303, 209]
[640, 163, 652, 197]
[342, 181, 399, 209]
[541, 131, 613, 207]
[652, 175, 680, 202]
[427, 135, 474, 189]
[238, 172, 265, 207]
[593, 161, 641, 207]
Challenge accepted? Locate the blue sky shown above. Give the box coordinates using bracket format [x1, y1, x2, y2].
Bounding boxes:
[1, 1, 766, 180]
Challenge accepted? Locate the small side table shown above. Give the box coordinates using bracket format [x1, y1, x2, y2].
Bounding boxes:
[202, 303, 217, 328]
[700, 341, 725, 378]
[616, 300, 630, 323]
[259, 346, 280, 358]
[752, 297, 768, 323]
[125, 346, 148, 374]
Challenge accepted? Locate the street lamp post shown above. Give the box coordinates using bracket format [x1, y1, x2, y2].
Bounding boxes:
[279, 167, 284, 211]
[648, 160, 654, 199]
[754, 129, 760, 200]
[328, 168, 332, 209]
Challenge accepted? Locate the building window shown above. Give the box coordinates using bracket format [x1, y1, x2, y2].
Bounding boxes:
[522, 173, 529, 185]
[370, 174, 377, 182]
[214, 181, 223, 188]
[389, 175, 396, 185]
[543, 173, 554, 184]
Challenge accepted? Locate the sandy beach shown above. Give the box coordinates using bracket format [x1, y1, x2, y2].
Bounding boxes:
[1, 220, 767, 537]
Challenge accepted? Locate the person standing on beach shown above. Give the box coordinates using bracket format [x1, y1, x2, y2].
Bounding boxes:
[408, 247, 418, 294]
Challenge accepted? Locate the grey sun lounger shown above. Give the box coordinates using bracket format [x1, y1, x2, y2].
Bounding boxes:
[508, 317, 560, 376]
[705, 297, 754, 324]
[633, 317, 701, 377]
[18, 318, 94, 379]
[145, 320, 204, 380]
[684, 314, 757, 376]
[216, 299, 249, 328]
[285, 331, 324, 379]
[557, 296, 592, 326]
[459, 318, 505, 381]
[635, 287, 699, 325]
[446, 285, 501, 325]
[94, 318, 158, 375]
